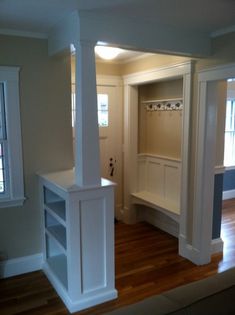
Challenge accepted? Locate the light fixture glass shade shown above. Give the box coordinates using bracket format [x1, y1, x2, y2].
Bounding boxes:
[95, 46, 122, 60]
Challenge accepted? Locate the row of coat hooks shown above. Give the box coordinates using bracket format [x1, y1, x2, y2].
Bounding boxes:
[142, 98, 183, 111]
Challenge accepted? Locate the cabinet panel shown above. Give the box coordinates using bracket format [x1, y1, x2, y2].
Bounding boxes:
[147, 160, 164, 198]
[165, 164, 180, 205]
[80, 198, 106, 294]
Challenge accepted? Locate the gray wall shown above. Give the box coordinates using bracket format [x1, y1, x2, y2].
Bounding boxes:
[212, 174, 224, 239]
[0, 35, 73, 260]
[223, 169, 235, 191]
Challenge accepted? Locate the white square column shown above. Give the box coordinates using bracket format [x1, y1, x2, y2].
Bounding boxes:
[74, 40, 101, 187]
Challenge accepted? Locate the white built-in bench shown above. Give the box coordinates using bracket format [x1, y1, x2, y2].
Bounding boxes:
[132, 154, 181, 235]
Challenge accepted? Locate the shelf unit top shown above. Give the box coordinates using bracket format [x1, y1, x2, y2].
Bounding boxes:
[39, 169, 116, 192]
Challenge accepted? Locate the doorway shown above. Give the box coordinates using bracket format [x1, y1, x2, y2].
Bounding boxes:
[193, 62, 235, 265]
[97, 83, 123, 219]
[71, 53, 194, 263]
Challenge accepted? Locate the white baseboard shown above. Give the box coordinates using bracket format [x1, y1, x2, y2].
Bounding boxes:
[179, 235, 223, 265]
[211, 238, 224, 254]
[43, 262, 118, 313]
[179, 234, 201, 264]
[0, 253, 43, 278]
[115, 204, 124, 221]
[223, 189, 235, 200]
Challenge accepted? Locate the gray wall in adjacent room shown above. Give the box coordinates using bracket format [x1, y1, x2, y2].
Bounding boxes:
[212, 173, 224, 239]
[223, 169, 235, 191]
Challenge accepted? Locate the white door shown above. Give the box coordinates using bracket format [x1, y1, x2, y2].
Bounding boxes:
[97, 85, 123, 218]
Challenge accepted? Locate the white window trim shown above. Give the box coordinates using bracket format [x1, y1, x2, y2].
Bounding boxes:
[0, 66, 25, 208]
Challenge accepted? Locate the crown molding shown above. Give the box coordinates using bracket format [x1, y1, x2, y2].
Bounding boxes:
[0, 28, 48, 39]
[211, 25, 235, 38]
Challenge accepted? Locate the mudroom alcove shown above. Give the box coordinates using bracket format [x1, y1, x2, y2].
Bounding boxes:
[123, 62, 192, 255]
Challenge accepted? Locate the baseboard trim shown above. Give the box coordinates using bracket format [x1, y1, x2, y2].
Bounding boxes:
[115, 203, 124, 221]
[211, 237, 224, 254]
[0, 253, 43, 278]
[223, 189, 235, 200]
[179, 235, 223, 264]
[43, 262, 118, 313]
[179, 234, 201, 264]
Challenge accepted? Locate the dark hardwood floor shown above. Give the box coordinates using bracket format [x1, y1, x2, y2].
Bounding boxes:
[1, 200, 235, 315]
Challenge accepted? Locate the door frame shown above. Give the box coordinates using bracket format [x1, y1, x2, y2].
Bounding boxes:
[193, 62, 235, 264]
[123, 61, 193, 260]
[96, 74, 124, 220]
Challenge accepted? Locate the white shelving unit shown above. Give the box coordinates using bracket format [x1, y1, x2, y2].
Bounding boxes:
[39, 169, 117, 313]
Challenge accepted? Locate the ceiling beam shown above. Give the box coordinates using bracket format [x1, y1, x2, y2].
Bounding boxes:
[48, 10, 211, 57]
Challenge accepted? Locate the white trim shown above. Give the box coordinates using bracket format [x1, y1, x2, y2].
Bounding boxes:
[198, 62, 235, 81]
[178, 235, 223, 264]
[138, 153, 181, 162]
[123, 61, 193, 85]
[0, 66, 25, 206]
[214, 165, 226, 175]
[44, 262, 117, 313]
[194, 62, 235, 265]
[115, 204, 124, 221]
[178, 234, 201, 264]
[224, 165, 235, 171]
[223, 189, 235, 200]
[0, 253, 43, 278]
[0, 197, 26, 208]
[0, 28, 48, 39]
[211, 238, 224, 254]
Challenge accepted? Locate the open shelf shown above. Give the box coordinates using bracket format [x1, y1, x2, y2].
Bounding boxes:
[46, 225, 67, 251]
[44, 187, 66, 222]
[45, 201, 66, 225]
[47, 254, 68, 290]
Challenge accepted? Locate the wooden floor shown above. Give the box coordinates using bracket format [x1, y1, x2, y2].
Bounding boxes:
[1, 200, 235, 315]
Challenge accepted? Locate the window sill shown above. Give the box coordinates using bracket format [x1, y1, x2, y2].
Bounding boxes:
[0, 197, 26, 208]
[225, 165, 235, 171]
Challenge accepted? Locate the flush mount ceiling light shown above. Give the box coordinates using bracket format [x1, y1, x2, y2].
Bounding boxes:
[95, 45, 123, 60]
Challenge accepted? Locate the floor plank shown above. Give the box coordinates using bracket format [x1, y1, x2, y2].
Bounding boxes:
[1, 200, 235, 314]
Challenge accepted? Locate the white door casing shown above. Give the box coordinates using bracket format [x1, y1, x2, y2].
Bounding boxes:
[193, 62, 235, 265]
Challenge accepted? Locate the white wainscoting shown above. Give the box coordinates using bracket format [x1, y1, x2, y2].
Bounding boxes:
[132, 154, 181, 236]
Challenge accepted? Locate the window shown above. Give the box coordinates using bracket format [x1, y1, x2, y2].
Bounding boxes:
[224, 99, 235, 166]
[0, 85, 8, 194]
[71, 86, 109, 128]
[0, 67, 24, 207]
[97, 94, 108, 127]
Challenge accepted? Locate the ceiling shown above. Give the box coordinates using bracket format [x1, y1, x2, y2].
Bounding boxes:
[0, 0, 234, 38]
